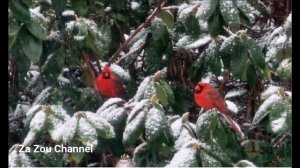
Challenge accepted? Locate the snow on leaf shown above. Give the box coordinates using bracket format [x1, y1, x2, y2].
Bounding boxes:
[24, 105, 42, 126]
[145, 105, 167, 143]
[225, 89, 247, 99]
[196, 0, 219, 20]
[127, 99, 149, 123]
[9, 147, 35, 167]
[252, 94, 281, 125]
[234, 160, 257, 167]
[22, 130, 37, 146]
[170, 118, 183, 138]
[134, 76, 152, 102]
[123, 109, 146, 147]
[261, 85, 280, 101]
[269, 100, 291, 134]
[225, 100, 238, 114]
[29, 110, 47, 133]
[84, 112, 115, 139]
[165, 141, 199, 167]
[96, 98, 124, 114]
[51, 116, 78, 143]
[77, 117, 98, 149]
[219, 0, 240, 30]
[185, 35, 212, 49]
[98, 107, 126, 135]
[32, 86, 53, 105]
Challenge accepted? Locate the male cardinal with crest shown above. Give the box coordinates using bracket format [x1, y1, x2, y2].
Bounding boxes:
[96, 64, 125, 98]
[194, 82, 244, 137]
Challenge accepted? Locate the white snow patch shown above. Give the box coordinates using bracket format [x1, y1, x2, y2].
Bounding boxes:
[261, 85, 280, 100]
[131, 1, 140, 10]
[225, 100, 239, 114]
[225, 89, 247, 99]
[252, 94, 281, 125]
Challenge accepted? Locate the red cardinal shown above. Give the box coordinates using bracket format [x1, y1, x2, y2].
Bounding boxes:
[194, 82, 243, 136]
[96, 64, 125, 98]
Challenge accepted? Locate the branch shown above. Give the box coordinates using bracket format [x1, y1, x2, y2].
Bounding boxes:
[108, 0, 169, 64]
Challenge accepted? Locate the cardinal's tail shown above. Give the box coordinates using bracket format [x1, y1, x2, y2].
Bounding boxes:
[221, 113, 245, 139]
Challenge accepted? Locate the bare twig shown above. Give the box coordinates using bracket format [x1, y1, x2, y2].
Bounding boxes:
[108, 0, 169, 64]
[116, 41, 147, 64]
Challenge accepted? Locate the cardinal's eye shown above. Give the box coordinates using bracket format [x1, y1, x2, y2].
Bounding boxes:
[103, 72, 110, 79]
[194, 85, 202, 94]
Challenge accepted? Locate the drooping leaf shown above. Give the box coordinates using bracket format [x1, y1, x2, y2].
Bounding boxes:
[25, 9, 48, 40]
[19, 28, 43, 63]
[9, 0, 31, 23]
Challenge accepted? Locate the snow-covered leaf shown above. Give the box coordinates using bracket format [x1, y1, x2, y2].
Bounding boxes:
[77, 117, 98, 149]
[277, 58, 292, 81]
[234, 160, 257, 167]
[196, 0, 219, 20]
[123, 105, 147, 147]
[51, 116, 78, 143]
[29, 109, 47, 133]
[261, 85, 280, 101]
[127, 99, 149, 123]
[85, 112, 115, 139]
[134, 76, 154, 102]
[269, 99, 291, 134]
[96, 98, 124, 114]
[22, 130, 37, 146]
[225, 100, 239, 114]
[26, 8, 48, 40]
[225, 89, 247, 99]
[145, 105, 167, 144]
[219, 0, 240, 30]
[165, 140, 199, 167]
[252, 94, 282, 125]
[32, 86, 53, 105]
[9, 145, 35, 167]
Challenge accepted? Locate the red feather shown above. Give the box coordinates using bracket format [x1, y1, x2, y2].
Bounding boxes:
[194, 82, 243, 136]
[96, 64, 125, 98]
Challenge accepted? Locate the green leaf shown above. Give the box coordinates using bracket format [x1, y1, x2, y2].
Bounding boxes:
[196, 0, 219, 20]
[206, 41, 222, 76]
[25, 10, 48, 40]
[71, 0, 88, 15]
[158, 80, 175, 105]
[9, 19, 23, 50]
[19, 28, 43, 63]
[269, 99, 291, 134]
[51, 0, 67, 15]
[154, 82, 169, 107]
[246, 62, 257, 85]
[241, 140, 274, 166]
[219, 0, 240, 30]
[9, 0, 31, 23]
[196, 110, 242, 162]
[132, 142, 150, 167]
[207, 8, 225, 37]
[247, 37, 267, 71]
[156, 10, 175, 29]
[230, 49, 248, 77]
[42, 47, 65, 81]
